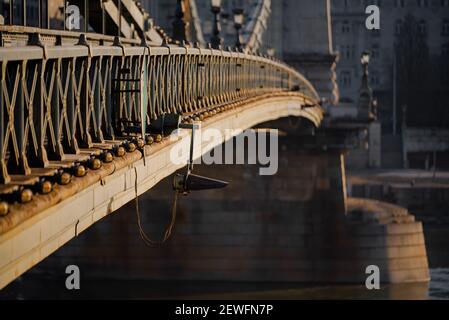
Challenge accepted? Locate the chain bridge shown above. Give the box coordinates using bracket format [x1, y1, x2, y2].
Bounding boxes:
[0, 0, 430, 291]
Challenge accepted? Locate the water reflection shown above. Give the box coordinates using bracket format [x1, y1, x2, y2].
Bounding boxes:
[1, 130, 448, 300]
[0, 275, 442, 300]
[429, 269, 449, 300]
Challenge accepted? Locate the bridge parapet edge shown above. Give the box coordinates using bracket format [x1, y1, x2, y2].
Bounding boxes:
[0, 93, 321, 290]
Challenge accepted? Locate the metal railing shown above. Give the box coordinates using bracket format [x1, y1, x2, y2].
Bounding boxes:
[0, 29, 319, 196]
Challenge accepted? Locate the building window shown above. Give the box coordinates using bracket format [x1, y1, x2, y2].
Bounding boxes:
[442, 0, 449, 7]
[419, 21, 427, 35]
[332, 0, 340, 9]
[443, 20, 449, 36]
[340, 45, 354, 59]
[371, 71, 381, 86]
[417, 0, 429, 7]
[341, 71, 352, 87]
[340, 45, 347, 59]
[371, 45, 380, 59]
[342, 21, 351, 33]
[395, 20, 403, 35]
[442, 43, 449, 56]
[395, 0, 405, 7]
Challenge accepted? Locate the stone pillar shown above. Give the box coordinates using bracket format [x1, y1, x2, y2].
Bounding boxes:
[329, 151, 348, 215]
[281, 0, 339, 106]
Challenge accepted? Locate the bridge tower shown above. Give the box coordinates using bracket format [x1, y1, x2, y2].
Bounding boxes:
[281, 0, 339, 107]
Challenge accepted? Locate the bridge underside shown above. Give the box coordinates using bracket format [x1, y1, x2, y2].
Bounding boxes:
[0, 93, 322, 289]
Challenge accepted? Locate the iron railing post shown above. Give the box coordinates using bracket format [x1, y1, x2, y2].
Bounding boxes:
[0, 26, 320, 191]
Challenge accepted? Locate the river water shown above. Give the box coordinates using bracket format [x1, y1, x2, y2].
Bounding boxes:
[1, 188, 448, 300]
[0, 267, 448, 300]
[1, 134, 448, 300]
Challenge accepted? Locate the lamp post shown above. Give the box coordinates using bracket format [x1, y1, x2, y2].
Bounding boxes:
[118, 0, 121, 37]
[361, 51, 370, 89]
[233, 8, 244, 50]
[210, 0, 222, 49]
[393, 48, 398, 135]
[172, 0, 187, 43]
[357, 51, 374, 120]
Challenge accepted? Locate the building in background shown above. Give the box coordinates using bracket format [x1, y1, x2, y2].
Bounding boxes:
[50, 0, 449, 167]
[332, 0, 449, 132]
[332, 0, 449, 169]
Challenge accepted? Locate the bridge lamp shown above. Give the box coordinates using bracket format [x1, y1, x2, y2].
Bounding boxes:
[360, 51, 371, 85]
[233, 8, 244, 50]
[210, 0, 223, 49]
[361, 51, 370, 66]
[360, 51, 371, 83]
[211, 0, 222, 10]
[267, 48, 275, 57]
[358, 50, 375, 120]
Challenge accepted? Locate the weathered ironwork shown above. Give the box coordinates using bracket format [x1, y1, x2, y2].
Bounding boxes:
[0, 24, 319, 196]
[188, 0, 206, 48]
[242, 0, 271, 53]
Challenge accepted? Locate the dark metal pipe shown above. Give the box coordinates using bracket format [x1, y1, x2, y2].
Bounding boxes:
[63, 0, 67, 30]
[102, 0, 106, 35]
[84, 0, 88, 32]
[22, 0, 26, 26]
[38, 0, 41, 28]
[118, 0, 121, 37]
[10, 0, 13, 25]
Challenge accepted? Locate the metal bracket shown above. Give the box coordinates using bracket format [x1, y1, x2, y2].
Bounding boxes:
[113, 35, 127, 57]
[28, 33, 48, 60]
[179, 122, 201, 174]
[76, 34, 93, 58]
[173, 122, 228, 195]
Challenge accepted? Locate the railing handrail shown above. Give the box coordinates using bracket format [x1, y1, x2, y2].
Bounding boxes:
[0, 26, 320, 194]
[0, 25, 141, 46]
[0, 43, 319, 100]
